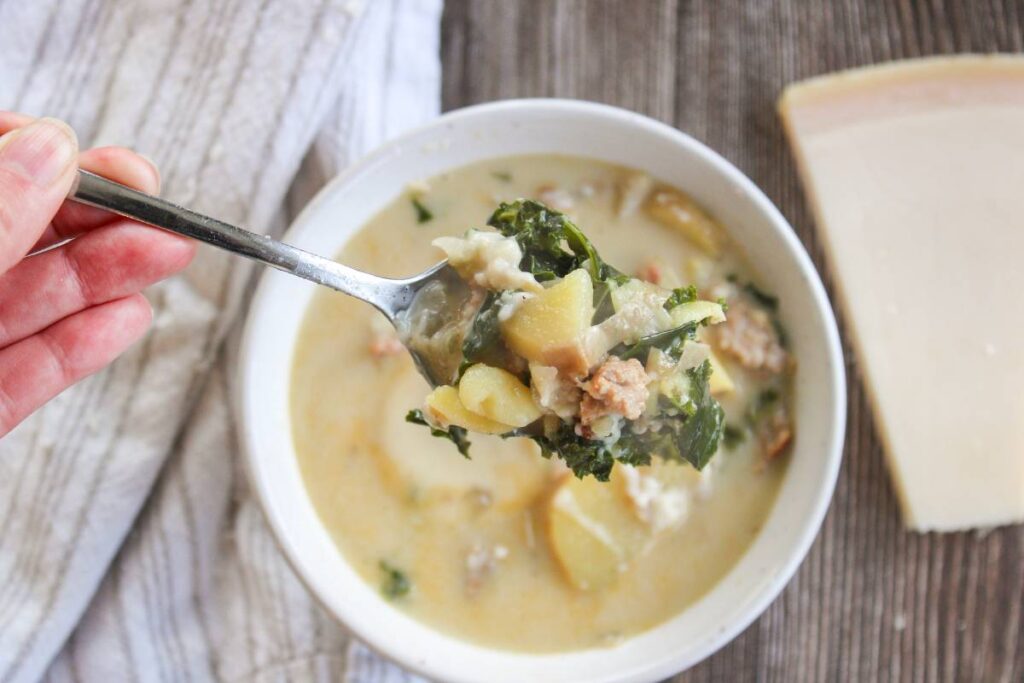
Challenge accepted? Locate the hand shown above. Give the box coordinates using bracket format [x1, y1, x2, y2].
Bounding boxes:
[0, 113, 195, 437]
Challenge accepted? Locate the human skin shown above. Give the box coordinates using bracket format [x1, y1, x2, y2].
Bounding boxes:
[0, 112, 196, 436]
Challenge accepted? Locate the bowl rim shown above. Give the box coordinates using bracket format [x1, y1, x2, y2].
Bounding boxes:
[236, 98, 846, 682]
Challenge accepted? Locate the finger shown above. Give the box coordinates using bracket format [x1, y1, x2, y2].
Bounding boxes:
[0, 115, 163, 250]
[0, 220, 195, 347]
[35, 146, 162, 251]
[0, 111, 34, 133]
[0, 294, 151, 437]
[0, 118, 78, 273]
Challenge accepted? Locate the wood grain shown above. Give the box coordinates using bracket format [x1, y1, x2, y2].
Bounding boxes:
[441, 2, 1024, 681]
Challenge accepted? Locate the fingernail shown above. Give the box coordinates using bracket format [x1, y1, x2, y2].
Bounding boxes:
[0, 117, 78, 187]
[136, 152, 162, 192]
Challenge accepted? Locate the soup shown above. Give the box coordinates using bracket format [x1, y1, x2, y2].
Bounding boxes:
[291, 155, 792, 652]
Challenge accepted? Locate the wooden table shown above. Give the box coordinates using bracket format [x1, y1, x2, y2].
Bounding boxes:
[441, 2, 1023, 681]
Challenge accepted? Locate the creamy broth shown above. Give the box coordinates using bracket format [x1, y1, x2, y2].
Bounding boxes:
[291, 155, 789, 652]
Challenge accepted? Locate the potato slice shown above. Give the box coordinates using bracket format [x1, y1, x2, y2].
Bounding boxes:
[669, 300, 726, 327]
[458, 364, 542, 428]
[425, 386, 514, 435]
[546, 470, 650, 591]
[707, 351, 735, 395]
[646, 188, 722, 255]
[617, 171, 654, 217]
[659, 368, 693, 408]
[547, 492, 622, 591]
[501, 269, 594, 376]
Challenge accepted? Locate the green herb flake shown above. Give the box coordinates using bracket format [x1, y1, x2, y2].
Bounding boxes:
[411, 197, 434, 223]
[379, 561, 411, 599]
[772, 317, 789, 348]
[490, 170, 513, 182]
[756, 388, 780, 409]
[406, 409, 471, 457]
[745, 388, 780, 426]
[743, 281, 778, 311]
[722, 423, 746, 450]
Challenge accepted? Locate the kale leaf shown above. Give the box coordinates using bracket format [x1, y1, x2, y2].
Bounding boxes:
[458, 292, 521, 378]
[663, 285, 698, 310]
[659, 392, 696, 419]
[533, 424, 620, 481]
[671, 361, 725, 470]
[591, 279, 619, 324]
[530, 421, 655, 482]
[406, 409, 471, 457]
[611, 321, 699, 362]
[488, 199, 629, 285]
[617, 360, 724, 470]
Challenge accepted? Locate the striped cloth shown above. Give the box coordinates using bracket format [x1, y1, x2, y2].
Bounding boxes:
[0, 1, 440, 681]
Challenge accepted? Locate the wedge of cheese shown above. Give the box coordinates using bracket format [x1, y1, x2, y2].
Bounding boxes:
[780, 56, 1024, 532]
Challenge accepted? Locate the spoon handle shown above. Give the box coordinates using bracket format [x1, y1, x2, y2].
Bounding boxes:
[69, 169, 403, 312]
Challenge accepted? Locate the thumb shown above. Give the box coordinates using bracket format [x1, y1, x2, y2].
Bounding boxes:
[0, 117, 78, 274]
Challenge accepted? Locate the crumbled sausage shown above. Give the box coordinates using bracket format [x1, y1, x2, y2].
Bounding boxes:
[715, 299, 788, 373]
[756, 403, 792, 460]
[636, 261, 662, 285]
[368, 310, 405, 359]
[579, 356, 649, 430]
[369, 334, 404, 358]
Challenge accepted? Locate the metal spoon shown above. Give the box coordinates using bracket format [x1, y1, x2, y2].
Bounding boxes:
[70, 169, 469, 386]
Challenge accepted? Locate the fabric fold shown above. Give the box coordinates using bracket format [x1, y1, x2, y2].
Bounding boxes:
[0, 1, 441, 681]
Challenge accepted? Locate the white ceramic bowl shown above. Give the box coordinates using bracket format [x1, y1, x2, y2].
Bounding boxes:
[237, 100, 846, 683]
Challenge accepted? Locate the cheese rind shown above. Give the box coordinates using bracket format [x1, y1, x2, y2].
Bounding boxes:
[780, 56, 1024, 532]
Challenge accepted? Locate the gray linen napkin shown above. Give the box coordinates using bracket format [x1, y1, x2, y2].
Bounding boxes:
[0, 1, 440, 681]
